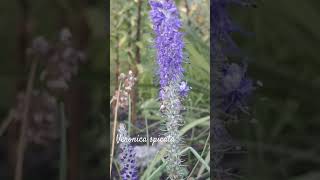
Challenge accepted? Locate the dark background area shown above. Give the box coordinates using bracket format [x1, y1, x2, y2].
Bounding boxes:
[0, 0, 107, 180]
[230, 0, 320, 179]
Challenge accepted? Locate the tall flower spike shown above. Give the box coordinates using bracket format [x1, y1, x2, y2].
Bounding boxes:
[212, 0, 256, 115]
[117, 123, 138, 180]
[211, 0, 256, 178]
[149, 0, 189, 179]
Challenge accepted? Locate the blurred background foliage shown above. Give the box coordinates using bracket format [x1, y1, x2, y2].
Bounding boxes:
[0, 0, 106, 180]
[110, 0, 210, 179]
[229, 0, 320, 179]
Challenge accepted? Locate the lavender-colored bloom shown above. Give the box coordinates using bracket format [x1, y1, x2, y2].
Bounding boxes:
[149, 0, 189, 98]
[179, 81, 190, 97]
[221, 63, 254, 112]
[118, 124, 138, 180]
[149, 0, 189, 179]
[119, 145, 138, 180]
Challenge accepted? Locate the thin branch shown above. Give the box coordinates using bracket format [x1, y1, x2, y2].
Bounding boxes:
[14, 59, 38, 180]
[0, 116, 13, 137]
[59, 102, 67, 180]
[135, 0, 142, 65]
[110, 82, 122, 175]
[115, 35, 120, 89]
[130, 0, 143, 125]
[184, 0, 191, 25]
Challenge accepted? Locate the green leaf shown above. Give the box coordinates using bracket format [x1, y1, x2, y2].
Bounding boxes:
[185, 41, 209, 73]
[119, 34, 127, 48]
[180, 116, 209, 136]
[136, 41, 144, 49]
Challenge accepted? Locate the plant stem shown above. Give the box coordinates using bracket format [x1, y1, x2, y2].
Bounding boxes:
[110, 82, 122, 175]
[14, 59, 38, 180]
[131, 0, 143, 125]
[188, 134, 210, 178]
[135, 0, 142, 65]
[128, 95, 131, 135]
[145, 117, 149, 147]
[59, 102, 67, 180]
[0, 116, 13, 137]
[115, 35, 120, 89]
[184, 0, 191, 25]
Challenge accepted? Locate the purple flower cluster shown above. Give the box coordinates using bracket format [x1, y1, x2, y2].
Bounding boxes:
[118, 124, 138, 180]
[119, 145, 138, 180]
[28, 28, 86, 94]
[7, 28, 86, 147]
[149, 0, 189, 99]
[221, 63, 254, 113]
[9, 90, 59, 145]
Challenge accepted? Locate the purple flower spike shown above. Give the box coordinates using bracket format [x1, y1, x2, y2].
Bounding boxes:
[149, 0, 190, 179]
[149, 0, 185, 92]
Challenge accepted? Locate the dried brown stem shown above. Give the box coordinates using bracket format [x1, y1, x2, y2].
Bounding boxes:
[184, 0, 191, 25]
[0, 116, 13, 137]
[110, 82, 121, 176]
[135, 0, 142, 65]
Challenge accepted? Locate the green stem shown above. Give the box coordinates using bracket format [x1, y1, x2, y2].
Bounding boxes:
[59, 102, 67, 180]
[145, 117, 149, 147]
[128, 95, 131, 135]
[188, 133, 210, 178]
[110, 81, 122, 175]
[179, 147, 210, 173]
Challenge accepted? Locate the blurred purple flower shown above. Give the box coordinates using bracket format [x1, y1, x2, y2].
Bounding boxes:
[212, 0, 256, 178]
[222, 63, 254, 112]
[212, 0, 255, 57]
